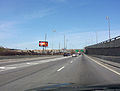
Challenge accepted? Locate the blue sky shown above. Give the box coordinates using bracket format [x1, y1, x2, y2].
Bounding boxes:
[0, 0, 120, 49]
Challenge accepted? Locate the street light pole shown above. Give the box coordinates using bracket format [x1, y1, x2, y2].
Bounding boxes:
[52, 30, 56, 55]
[66, 39, 68, 49]
[64, 35, 65, 50]
[52, 40, 53, 55]
[45, 33, 47, 51]
[59, 42, 60, 52]
[96, 32, 98, 44]
[106, 16, 111, 40]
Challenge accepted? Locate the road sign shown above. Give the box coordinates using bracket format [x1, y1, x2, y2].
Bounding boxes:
[75, 50, 79, 52]
[80, 49, 84, 52]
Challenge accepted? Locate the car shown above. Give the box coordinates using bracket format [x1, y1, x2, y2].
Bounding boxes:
[72, 54, 77, 57]
[63, 53, 67, 56]
[67, 53, 71, 56]
[63, 53, 71, 57]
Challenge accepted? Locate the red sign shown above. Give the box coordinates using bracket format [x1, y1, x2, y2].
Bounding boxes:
[39, 41, 48, 47]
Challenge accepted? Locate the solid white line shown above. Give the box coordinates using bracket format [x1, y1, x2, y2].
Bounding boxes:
[26, 62, 31, 64]
[0, 66, 17, 72]
[86, 55, 120, 76]
[0, 57, 71, 73]
[0, 67, 5, 69]
[26, 62, 38, 65]
[70, 61, 73, 63]
[57, 66, 65, 71]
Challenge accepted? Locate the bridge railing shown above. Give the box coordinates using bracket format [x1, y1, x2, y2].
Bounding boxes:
[86, 35, 120, 48]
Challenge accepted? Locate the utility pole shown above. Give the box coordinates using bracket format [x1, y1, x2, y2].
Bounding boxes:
[45, 33, 47, 51]
[52, 40, 53, 55]
[96, 32, 98, 44]
[64, 35, 65, 50]
[106, 16, 111, 40]
[59, 42, 60, 52]
[66, 39, 68, 49]
[52, 30, 56, 55]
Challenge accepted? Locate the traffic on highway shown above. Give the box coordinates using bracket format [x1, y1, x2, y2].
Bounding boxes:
[0, 0, 120, 91]
[0, 54, 120, 91]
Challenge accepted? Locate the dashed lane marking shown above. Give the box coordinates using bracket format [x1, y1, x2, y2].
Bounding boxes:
[0, 66, 17, 71]
[0, 67, 5, 69]
[57, 66, 65, 72]
[70, 61, 73, 63]
[0, 57, 71, 72]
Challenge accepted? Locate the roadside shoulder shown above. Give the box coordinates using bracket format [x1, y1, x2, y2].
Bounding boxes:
[89, 56, 120, 68]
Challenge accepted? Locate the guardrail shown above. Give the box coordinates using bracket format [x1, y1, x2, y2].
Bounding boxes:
[85, 35, 120, 48]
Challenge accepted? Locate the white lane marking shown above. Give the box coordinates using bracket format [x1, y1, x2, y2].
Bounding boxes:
[57, 66, 65, 71]
[26, 62, 39, 65]
[5, 67, 17, 69]
[0, 66, 17, 71]
[0, 57, 71, 72]
[0, 67, 5, 69]
[86, 55, 120, 76]
[70, 61, 73, 63]
[26, 62, 31, 64]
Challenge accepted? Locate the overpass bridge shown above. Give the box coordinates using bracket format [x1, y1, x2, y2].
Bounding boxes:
[85, 36, 120, 56]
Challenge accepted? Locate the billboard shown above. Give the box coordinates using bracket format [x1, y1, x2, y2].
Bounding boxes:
[39, 41, 48, 47]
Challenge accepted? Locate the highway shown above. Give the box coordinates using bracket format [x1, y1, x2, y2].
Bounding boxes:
[0, 54, 120, 91]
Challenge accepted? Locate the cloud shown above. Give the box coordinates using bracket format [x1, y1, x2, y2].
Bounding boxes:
[21, 8, 54, 20]
[6, 29, 120, 49]
[0, 22, 15, 32]
[69, 30, 120, 48]
[9, 41, 38, 49]
[0, 8, 52, 39]
[49, 30, 120, 49]
[0, 22, 17, 39]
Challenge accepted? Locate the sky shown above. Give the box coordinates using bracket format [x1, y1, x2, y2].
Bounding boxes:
[0, 0, 120, 50]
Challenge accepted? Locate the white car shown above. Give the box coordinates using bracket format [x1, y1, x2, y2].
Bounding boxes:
[72, 54, 77, 57]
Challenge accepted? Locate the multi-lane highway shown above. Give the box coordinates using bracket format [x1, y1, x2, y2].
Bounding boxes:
[0, 54, 120, 91]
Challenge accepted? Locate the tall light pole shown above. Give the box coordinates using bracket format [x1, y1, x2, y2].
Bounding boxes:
[64, 35, 65, 50]
[45, 33, 47, 42]
[52, 40, 53, 55]
[106, 16, 111, 40]
[59, 41, 61, 52]
[96, 32, 98, 44]
[52, 30, 56, 55]
[66, 39, 68, 49]
[45, 33, 47, 51]
[42, 33, 47, 54]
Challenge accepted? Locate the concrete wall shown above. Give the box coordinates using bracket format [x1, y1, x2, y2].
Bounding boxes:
[86, 36, 120, 48]
[85, 47, 120, 56]
[85, 36, 120, 56]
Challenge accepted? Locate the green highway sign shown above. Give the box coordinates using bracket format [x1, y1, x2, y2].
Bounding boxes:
[80, 49, 84, 52]
[75, 50, 79, 52]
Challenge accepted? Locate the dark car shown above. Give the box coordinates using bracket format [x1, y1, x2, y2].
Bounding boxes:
[63, 53, 71, 56]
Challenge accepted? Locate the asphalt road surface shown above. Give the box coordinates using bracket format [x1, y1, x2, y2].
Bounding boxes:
[0, 54, 120, 91]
